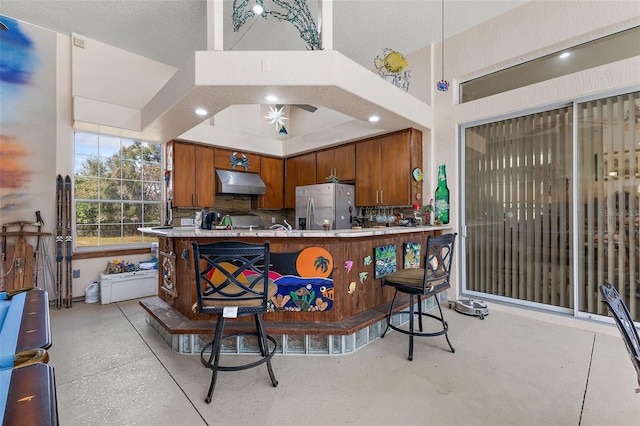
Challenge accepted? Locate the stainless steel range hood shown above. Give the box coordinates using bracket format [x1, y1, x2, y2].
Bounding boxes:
[215, 170, 266, 195]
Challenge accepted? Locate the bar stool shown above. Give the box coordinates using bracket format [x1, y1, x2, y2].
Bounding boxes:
[381, 233, 457, 360]
[600, 283, 640, 393]
[191, 241, 278, 403]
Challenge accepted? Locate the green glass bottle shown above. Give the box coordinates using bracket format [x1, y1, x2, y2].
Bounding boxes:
[434, 164, 450, 224]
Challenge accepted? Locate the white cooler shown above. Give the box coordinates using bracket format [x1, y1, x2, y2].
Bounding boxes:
[99, 270, 158, 304]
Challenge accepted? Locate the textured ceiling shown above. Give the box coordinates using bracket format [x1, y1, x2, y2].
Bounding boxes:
[2, 0, 528, 148]
[2, 0, 526, 70]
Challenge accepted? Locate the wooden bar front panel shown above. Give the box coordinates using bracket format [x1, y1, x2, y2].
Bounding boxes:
[157, 230, 440, 323]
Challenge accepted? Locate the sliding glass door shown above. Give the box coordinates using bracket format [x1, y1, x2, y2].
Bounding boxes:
[463, 90, 639, 320]
[464, 107, 574, 310]
[578, 92, 639, 320]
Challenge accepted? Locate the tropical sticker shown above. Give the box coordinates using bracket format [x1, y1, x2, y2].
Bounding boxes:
[267, 247, 334, 312]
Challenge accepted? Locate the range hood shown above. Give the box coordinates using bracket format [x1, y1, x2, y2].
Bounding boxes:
[215, 170, 266, 195]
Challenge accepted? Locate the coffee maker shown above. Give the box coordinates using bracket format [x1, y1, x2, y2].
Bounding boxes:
[200, 210, 220, 229]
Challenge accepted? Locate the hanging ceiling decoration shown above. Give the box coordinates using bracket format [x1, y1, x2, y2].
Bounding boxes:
[437, 0, 449, 92]
[232, 0, 321, 51]
[265, 105, 288, 134]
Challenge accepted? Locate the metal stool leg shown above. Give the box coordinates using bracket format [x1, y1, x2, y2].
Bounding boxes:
[254, 314, 268, 357]
[381, 289, 398, 338]
[417, 295, 424, 332]
[203, 317, 226, 403]
[408, 294, 415, 361]
[255, 313, 278, 387]
[435, 297, 455, 353]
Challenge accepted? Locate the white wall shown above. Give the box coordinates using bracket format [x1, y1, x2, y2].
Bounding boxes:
[429, 0, 640, 299]
[54, 34, 155, 298]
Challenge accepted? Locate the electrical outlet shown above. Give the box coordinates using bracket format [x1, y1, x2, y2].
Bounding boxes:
[271, 217, 276, 223]
[73, 269, 80, 278]
[181, 218, 194, 226]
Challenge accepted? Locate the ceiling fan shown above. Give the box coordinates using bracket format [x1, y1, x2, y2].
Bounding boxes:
[277, 104, 318, 113]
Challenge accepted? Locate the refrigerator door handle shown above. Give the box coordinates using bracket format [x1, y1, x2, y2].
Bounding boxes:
[308, 196, 315, 229]
[305, 197, 313, 229]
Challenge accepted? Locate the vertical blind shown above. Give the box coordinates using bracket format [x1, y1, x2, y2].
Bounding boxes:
[465, 107, 573, 309]
[579, 92, 639, 320]
[464, 92, 639, 321]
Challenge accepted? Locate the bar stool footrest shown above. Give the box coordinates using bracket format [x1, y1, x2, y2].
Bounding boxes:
[386, 311, 449, 338]
[201, 332, 278, 372]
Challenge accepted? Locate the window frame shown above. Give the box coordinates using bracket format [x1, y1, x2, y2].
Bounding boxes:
[73, 131, 163, 251]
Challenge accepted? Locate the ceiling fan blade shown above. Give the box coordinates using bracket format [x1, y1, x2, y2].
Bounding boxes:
[292, 104, 318, 113]
[274, 104, 318, 113]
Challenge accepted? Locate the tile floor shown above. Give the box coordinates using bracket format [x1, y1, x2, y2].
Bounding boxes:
[48, 299, 640, 425]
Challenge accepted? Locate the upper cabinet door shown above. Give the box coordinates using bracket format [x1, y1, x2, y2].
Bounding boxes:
[354, 128, 422, 207]
[379, 133, 410, 206]
[172, 142, 196, 207]
[284, 156, 299, 209]
[284, 153, 316, 208]
[296, 152, 316, 187]
[255, 156, 284, 209]
[355, 139, 381, 206]
[334, 144, 355, 182]
[194, 145, 215, 207]
[172, 142, 215, 208]
[315, 145, 355, 183]
[315, 149, 334, 183]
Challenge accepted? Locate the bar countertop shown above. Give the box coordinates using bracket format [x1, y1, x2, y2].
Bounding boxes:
[138, 225, 451, 238]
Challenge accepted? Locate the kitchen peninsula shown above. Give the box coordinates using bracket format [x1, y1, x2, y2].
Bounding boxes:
[139, 225, 450, 355]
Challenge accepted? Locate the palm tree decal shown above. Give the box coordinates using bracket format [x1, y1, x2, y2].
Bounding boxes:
[314, 256, 330, 273]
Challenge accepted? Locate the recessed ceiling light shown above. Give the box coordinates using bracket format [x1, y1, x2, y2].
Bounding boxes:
[264, 94, 278, 102]
[194, 108, 208, 116]
[559, 52, 571, 59]
[368, 115, 380, 123]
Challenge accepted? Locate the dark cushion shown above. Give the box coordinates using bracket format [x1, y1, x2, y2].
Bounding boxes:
[383, 268, 449, 294]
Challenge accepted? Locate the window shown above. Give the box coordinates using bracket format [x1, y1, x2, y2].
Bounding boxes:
[74, 132, 162, 249]
[460, 26, 640, 103]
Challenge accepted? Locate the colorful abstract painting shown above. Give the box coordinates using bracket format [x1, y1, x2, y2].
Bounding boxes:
[404, 242, 421, 269]
[374, 244, 397, 279]
[266, 247, 334, 312]
[0, 16, 56, 223]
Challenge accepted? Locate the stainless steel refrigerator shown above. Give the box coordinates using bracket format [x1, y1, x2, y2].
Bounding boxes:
[295, 183, 355, 230]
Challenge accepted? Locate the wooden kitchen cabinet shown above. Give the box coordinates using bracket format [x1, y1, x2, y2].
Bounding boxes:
[214, 148, 261, 173]
[355, 128, 422, 206]
[284, 152, 316, 208]
[315, 144, 355, 183]
[284, 156, 298, 209]
[172, 141, 215, 208]
[253, 156, 284, 209]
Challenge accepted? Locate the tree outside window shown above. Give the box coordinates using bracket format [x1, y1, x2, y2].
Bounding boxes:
[74, 132, 162, 248]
